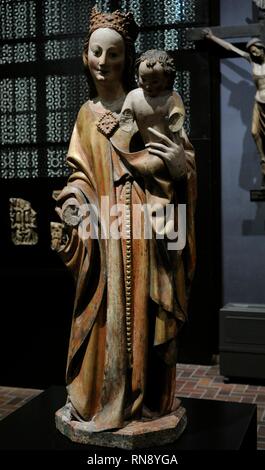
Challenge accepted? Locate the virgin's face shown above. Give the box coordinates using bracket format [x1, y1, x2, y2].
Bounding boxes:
[87, 28, 125, 85]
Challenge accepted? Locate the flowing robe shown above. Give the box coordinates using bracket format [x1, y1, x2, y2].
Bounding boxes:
[56, 100, 197, 432]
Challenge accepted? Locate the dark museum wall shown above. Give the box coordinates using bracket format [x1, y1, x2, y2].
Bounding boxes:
[220, 0, 265, 304]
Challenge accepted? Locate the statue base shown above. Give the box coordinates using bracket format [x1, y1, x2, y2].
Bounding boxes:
[55, 403, 187, 449]
[250, 188, 265, 201]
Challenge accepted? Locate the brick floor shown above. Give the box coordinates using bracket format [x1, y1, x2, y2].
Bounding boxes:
[0, 363, 264, 449]
[0, 387, 42, 420]
[175, 363, 265, 450]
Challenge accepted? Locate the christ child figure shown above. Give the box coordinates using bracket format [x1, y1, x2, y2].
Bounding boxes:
[119, 49, 185, 146]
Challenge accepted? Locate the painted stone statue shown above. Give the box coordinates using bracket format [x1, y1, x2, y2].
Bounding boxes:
[55, 7, 196, 447]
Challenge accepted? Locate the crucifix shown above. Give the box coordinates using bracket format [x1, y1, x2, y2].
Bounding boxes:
[187, 0, 265, 200]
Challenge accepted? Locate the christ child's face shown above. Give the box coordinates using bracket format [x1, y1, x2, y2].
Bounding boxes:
[138, 61, 169, 97]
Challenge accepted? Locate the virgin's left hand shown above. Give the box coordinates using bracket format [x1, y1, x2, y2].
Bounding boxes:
[146, 127, 186, 180]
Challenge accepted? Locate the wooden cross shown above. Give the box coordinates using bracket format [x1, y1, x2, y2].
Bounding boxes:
[187, 1, 265, 45]
[187, 0, 265, 198]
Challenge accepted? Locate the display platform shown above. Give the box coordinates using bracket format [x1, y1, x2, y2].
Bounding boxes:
[220, 303, 265, 380]
[0, 386, 257, 451]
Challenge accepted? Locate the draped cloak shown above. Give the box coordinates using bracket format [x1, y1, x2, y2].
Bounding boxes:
[56, 100, 197, 432]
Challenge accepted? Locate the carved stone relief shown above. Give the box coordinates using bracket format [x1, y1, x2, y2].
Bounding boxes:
[50, 221, 68, 251]
[9, 198, 38, 245]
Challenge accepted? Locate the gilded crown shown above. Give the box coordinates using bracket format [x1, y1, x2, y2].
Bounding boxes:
[89, 7, 139, 42]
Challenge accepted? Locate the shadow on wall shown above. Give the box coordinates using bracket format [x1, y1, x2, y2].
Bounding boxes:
[242, 202, 265, 235]
[222, 60, 265, 236]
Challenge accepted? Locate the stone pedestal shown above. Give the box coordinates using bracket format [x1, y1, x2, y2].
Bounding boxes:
[0, 386, 257, 451]
[219, 303, 265, 380]
[55, 404, 187, 449]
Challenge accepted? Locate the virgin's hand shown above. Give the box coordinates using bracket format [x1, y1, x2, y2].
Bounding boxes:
[146, 127, 186, 180]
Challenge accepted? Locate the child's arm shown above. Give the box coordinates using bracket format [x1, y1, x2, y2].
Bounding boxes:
[168, 92, 185, 133]
[119, 91, 136, 132]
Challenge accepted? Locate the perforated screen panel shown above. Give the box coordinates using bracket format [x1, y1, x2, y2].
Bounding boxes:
[0, 0, 203, 178]
[121, 0, 196, 26]
[43, 0, 93, 35]
[0, 0, 36, 39]
[0, 77, 37, 144]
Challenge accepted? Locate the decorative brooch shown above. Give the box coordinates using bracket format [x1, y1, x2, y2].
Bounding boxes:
[96, 111, 119, 138]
